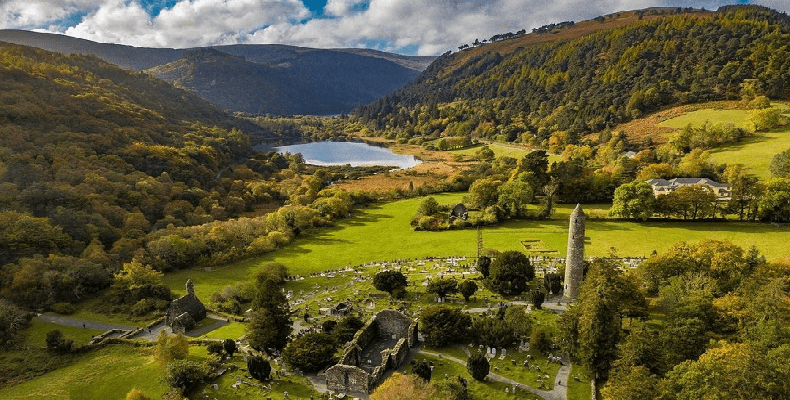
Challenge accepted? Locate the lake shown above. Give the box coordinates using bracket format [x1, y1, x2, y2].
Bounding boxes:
[270, 141, 421, 169]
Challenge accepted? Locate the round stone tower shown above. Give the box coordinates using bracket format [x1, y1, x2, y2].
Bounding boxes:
[563, 204, 586, 301]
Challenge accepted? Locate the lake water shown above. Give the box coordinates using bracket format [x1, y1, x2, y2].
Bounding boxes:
[271, 141, 421, 169]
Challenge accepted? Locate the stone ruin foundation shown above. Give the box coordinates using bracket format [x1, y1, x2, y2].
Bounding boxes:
[324, 309, 418, 394]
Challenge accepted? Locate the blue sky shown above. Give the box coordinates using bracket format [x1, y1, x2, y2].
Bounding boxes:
[1, 0, 785, 55]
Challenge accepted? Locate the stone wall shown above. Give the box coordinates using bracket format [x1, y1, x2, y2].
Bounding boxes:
[324, 309, 417, 394]
[374, 309, 412, 339]
[325, 364, 371, 393]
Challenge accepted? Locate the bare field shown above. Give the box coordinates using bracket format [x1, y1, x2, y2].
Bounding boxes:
[335, 138, 473, 192]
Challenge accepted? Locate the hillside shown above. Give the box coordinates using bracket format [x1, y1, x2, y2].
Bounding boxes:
[0, 29, 182, 70]
[0, 41, 273, 276]
[147, 47, 425, 115]
[0, 30, 435, 115]
[354, 5, 790, 148]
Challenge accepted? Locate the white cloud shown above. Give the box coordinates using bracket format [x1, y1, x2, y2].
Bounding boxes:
[3, 0, 790, 54]
[63, 0, 310, 48]
[324, 0, 365, 17]
[0, 0, 101, 30]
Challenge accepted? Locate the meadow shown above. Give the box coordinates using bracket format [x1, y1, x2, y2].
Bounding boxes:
[449, 142, 563, 163]
[9, 192, 788, 400]
[0, 345, 169, 400]
[163, 194, 790, 300]
[656, 103, 790, 180]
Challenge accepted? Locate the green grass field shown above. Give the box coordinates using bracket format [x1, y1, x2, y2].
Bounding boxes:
[656, 103, 790, 179]
[0, 345, 168, 400]
[163, 195, 790, 300]
[23, 318, 105, 347]
[709, 127, 790, 180]
[567, 364, 592, 400]
[449, 143, 563, 163]
[657, 108, 755, 129]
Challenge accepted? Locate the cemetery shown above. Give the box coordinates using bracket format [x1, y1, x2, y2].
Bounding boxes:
[4, 197, 782, 400]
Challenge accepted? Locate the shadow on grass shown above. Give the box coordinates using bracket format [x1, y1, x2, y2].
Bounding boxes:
[341, 212, 395, 227]
[638, 219, 785, 233]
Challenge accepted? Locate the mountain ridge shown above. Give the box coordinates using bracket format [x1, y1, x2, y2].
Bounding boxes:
[0, 29, 436, 116]
[353, 5, 790, 147]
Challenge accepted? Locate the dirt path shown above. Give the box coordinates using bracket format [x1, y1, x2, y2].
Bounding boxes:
[36, 313, 136, 331]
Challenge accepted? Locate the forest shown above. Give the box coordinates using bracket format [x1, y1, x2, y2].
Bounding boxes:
[354, 5, 790, 145]
[0, 42, 392, 317]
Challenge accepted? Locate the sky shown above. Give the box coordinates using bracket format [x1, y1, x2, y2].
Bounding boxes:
[1, 0, 788, 56]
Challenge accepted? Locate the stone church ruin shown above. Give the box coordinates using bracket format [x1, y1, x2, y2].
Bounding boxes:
[324, 309, 418, 394]
[166, 279, 207, 334]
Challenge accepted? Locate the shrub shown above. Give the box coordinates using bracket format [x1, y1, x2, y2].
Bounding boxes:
[223, 339, 237, 356]
[413, 359, 432, 382]
[322, 320, 337, 333]
[530, 328, 552, 355]
[420, 306, 471, 347]
[282, 332, 337, 373]
[334, 315, 364, 343]
[50, 302, 75, 315]
[207, 341, 224, 355]
[162, 359, 207, 392]
[154, 331, 189, 365]
[247, 355, 271, 381]
[470, 316, 516, 349]
[373, 270, 408, 297]
[45, 330, 73, 353]
[488, 250, 534, 295]
[459, 280, 478, 301]
[528, 290, 546, 310]
[467, 353, 489, 381]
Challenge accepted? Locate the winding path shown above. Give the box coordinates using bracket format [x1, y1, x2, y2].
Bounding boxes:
[36, 313, 135, 331]
[420, 349, 571, 400]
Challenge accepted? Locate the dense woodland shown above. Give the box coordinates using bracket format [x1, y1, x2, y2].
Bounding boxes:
[0, 42, 394, 318]
[348, 6, 790, 212]
[559, 240, 790, 399]
[354, 6, 790, 144]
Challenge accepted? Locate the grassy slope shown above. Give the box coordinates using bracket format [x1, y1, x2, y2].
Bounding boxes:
[710, 127, 790, 180]
[23, 318, 105, 348]
[624, 102, 790, 179]
[163, 195, 789, 300]
[0, 346, 167, 400]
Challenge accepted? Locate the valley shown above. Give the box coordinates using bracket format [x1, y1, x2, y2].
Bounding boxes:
[1, 4, 790, 400]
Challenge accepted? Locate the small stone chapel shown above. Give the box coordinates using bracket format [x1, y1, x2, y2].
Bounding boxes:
[166, 279, 207, 334]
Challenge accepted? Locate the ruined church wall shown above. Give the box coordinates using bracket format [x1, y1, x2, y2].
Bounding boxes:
[325, 365, 371, 393]
[374, 309, 412, 339]
[338, 317, 378, 365]
[328, 310, 416, 394]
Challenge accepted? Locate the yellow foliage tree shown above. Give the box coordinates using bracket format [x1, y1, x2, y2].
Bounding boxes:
[125, 388, 151, 400]
[370, 373, 439, 400]
[113, 260, 164, 291]
[154, 330, 189, 366]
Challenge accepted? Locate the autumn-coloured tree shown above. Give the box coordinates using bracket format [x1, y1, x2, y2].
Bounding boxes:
[370, 373, 438, 400]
